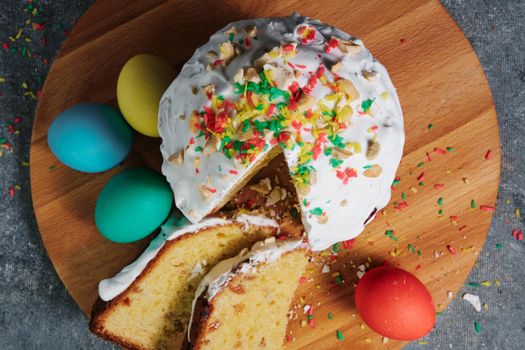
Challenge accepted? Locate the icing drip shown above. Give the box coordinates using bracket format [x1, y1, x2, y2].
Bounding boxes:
[98, 212, 278, 301]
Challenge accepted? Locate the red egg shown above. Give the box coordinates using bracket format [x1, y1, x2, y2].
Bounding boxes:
[355, 266, 436, 340]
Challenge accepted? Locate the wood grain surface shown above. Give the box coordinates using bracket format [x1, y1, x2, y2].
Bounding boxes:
[30, 0, 500, 348]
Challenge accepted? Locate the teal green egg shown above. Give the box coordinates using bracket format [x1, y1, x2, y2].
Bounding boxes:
[95, 167, 173, 243]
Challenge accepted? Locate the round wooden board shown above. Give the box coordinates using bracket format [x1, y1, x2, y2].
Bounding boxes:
[30, 0, 500, 348]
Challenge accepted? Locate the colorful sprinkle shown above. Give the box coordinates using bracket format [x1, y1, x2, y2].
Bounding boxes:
[480, 205, 495, 213]
[474, 322, 482, 333]
[385, 230, 398, 241]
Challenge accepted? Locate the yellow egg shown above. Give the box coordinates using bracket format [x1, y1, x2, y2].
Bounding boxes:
[117, 54, 176, 137]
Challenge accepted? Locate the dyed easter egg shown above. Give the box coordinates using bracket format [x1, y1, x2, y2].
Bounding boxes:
[117, 54, 176, 137]
[47, 103, 132, 173]
[95, 167, 173, 243]
[355, 266, 436, 340]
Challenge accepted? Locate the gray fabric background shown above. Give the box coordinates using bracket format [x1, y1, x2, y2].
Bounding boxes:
[0, 1, 523, 349]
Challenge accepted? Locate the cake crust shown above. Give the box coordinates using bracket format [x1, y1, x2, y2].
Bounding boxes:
[186, 240, 309, 350]
[90, 220, 278, 350]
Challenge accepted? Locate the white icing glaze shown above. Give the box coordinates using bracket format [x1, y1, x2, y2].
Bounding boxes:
[189, 260, 207, 282]
[98, 212, 278, 301]
[235, 212, 280, 230]
[188, 237, 307, 339]
[159, 13, 404, 251]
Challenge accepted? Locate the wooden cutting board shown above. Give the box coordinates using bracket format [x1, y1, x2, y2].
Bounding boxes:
[30, 0, 500, 348]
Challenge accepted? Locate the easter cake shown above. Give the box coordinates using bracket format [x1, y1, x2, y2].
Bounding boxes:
[90, 213, 278, 350]
[159, 13, 404, 251]
[90, 12, 405, 349]
[185, 237, 309, 350]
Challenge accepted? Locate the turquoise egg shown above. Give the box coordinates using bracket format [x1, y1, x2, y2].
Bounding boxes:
[47, 103, 133, 173]
[95, 167, 173, 243]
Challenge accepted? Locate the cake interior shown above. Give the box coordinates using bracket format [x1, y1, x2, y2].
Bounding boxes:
[90, 223, 276, 350]
[191, 248, 309, 350]
[210, 144, 282, 215]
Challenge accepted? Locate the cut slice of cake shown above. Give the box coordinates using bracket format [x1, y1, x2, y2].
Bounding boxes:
[90, 213, 279, 350]
[186, 237, 309, 350]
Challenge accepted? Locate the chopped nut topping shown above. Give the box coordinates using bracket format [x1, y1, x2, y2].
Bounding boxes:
[336, 105, 353, 124]
[263, 62, 294, 90]
[364, 164, 383, 177]
[340, 199, 348, 207]
[318, 213, 328, 224]
[366, 140, 381, 160]
[331, 61, 344, 74]
[363, 70, 377, 81]
[296, 183, 310, 196]
[236, 127, 254, 142]
[338, 39, 361, 53]
[191, 86, 198, 95]
[203, 135, 220, 156]
[233, 43, 243, 56]
[244, 67, 261, 83]
[199, 184, 213, 200]
[225, 26, 237, 36]
[189, 110, 200, 133]
[244, 24, 257, 37]
[219, 41, 236, 64]
[206, 50, 218, 59]
[310, 171, 318, 185]
[336, 79, 360, 101]
[296, 94, 317, 113]
[266, 186, 282, 206]
[254, 53, 271, 69]
[201, 84, 215, 97]
[168, 150, 184, 164]
[233, 68, 244, 83]
[254, 47, 280, 69]
[250, 177, 272, 195]
[332, 147, 353, 159]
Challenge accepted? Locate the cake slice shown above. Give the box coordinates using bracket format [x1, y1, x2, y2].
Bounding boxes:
[186, 237, 309, 350]
[90, 213, 278, 350]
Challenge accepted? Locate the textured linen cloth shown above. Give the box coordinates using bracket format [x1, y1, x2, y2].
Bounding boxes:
[0, 1, 523, 348]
